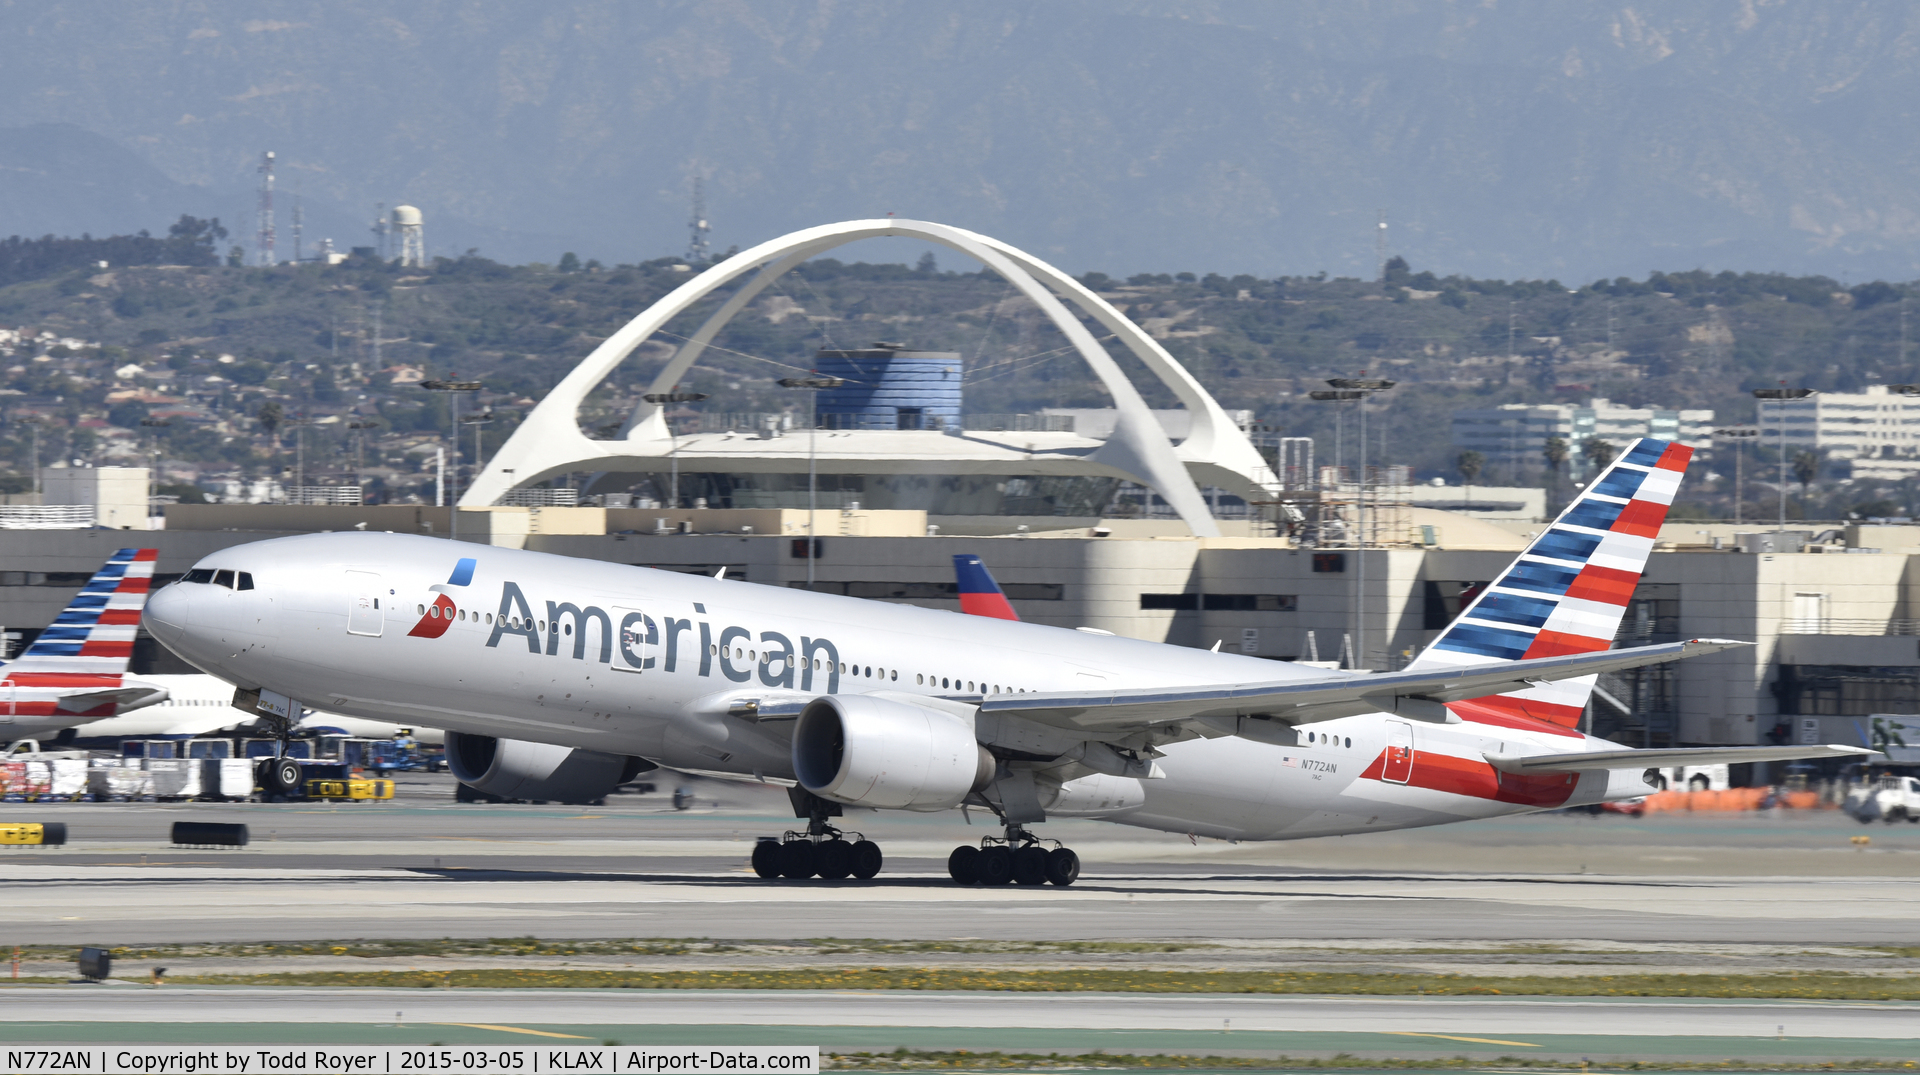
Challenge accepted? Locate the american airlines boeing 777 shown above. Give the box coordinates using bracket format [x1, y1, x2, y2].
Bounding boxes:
[142, 439, 1871, 886]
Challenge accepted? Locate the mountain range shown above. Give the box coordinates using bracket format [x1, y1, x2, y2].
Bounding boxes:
[2, 1, 1917, 281]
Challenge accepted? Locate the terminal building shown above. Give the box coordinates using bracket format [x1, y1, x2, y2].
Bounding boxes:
[1452, 398, 1716, 477]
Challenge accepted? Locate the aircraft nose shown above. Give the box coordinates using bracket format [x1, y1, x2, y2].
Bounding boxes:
[143, 581, 190, 644]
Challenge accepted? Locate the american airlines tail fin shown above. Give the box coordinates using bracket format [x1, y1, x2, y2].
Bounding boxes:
[1405, 438, 1691, 729]
[953, 554, 1020, 621]
[3, 548, 158, 675]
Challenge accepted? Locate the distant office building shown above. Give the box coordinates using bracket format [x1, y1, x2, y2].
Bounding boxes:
[1758, 385, 1920, 479]
[1452, 399, 1714, 475]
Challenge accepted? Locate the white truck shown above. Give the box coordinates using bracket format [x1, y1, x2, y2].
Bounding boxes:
[1844, 774, 1920, 823]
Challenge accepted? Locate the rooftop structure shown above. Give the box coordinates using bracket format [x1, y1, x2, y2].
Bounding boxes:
[463, 219, 1280, 537]
[1758, 385, 1920, 479]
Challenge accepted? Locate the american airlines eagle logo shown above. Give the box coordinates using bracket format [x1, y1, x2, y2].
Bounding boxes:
[406, 557, 477, 639]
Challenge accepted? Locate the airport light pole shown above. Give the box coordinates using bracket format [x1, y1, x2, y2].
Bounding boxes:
[778, 376, 846, 587]
[421, 379, 483, 541]
[1311, 376, 1395, 669]
[458, 411, 494, 498]
[140, 417, 170, 525]
[1713, 426, 1759, 526]
[1752, 385, 1815, 534]
[642, 391, 709, 510]
[347, 420, 380, 497]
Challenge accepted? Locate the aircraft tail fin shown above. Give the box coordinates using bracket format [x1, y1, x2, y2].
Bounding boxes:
[4, 548, 158, 675]
[1405, 438, 1692, 729]
[953, 554, 1020, 621]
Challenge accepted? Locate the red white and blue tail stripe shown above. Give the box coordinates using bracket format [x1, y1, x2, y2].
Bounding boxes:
[5, 548, 158, 674]
[1405, 439, 1690, 731]
[953, 554, 1020, 621]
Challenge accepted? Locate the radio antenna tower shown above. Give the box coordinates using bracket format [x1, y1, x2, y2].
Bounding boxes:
[1375, 209, 1388, 283]
[686, 177, 711, 263]
[255, 151, 276, 266]
[291, 188, 303, 264]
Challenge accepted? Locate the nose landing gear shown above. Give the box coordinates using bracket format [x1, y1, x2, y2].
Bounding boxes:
[948, 824, 1078, 887]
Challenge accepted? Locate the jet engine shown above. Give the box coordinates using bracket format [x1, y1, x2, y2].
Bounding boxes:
[445, 731, 652, 804]
[792, 695, 994, 811]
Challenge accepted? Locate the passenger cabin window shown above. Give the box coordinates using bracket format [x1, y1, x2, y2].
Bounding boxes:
[212, 570, 235, 589]
[236, 572, 255, 590]
[181, 568, 215, 585]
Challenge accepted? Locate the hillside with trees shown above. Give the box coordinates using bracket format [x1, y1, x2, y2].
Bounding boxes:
[1, 227, 1914, 520]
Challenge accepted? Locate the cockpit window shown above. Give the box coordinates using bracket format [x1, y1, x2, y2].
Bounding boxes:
[212, 569, 234, 589]
[236, 572, 255, 590]
[181, 568, 215, 584]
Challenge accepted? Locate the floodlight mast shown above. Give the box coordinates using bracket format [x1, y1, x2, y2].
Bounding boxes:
[1713, 426, 1759, 526]
[1312, 375, 1395, 669]
[421, 380, 484, 541]
[1752, 385, 1815, 535]
[777, 376, 848, 586]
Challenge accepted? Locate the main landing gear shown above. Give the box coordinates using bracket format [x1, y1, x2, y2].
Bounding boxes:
[752, 787, 885, 881]
[947, 824, 1078, 887]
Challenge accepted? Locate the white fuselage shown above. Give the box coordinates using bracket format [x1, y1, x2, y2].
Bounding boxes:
[144, 533, 1641, 840]
[63, 673, 444, 745]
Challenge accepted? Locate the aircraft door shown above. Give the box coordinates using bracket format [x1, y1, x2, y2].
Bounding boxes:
[612, 606, 655, 673]
[1382, 721, 1414, 784]
[345, 571, 384, 637]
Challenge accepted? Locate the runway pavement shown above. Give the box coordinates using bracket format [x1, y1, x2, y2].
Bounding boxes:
[1, 988, 1916, 1064]
[1, 772, 1915, 944]
[5, 775, 1918, 1064]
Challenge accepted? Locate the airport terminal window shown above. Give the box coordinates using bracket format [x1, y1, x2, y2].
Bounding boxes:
[1140, 593, 1200, 611]
[1202, 594, 1298, 612]
[1774, 665, 1920, 716]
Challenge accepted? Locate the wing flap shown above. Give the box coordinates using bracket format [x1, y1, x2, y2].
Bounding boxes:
[55, 685, 170, 714]
[981, 638, 1749, 733]
[1486, 744, 1879, 774]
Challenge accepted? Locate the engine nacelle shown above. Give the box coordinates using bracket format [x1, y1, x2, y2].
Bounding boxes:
[446, 731, 651, 804]
[792, 695, 994, 811]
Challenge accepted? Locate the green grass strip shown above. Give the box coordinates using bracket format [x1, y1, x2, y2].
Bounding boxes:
[147, 967, 1920, 999]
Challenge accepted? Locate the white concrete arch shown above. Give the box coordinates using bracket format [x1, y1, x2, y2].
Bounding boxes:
[465, 220, 1278, 535]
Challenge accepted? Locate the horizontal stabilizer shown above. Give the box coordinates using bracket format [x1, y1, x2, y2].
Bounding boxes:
[982, 637, 1749, 732]
[1486, 743, 1879, 774]
[55, 685, 170, 714]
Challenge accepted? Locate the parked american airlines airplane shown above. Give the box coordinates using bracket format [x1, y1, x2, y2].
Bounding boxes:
[3, 548, 170, 745]
[143, 440, 1870, 886]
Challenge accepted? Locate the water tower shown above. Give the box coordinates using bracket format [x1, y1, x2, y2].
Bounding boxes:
[392, 205, 426, 267]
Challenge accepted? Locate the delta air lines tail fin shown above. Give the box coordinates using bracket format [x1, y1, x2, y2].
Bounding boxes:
[1405, 438, 1691, 730]
[953, 554, 1020, 621]
[4, 548, 158, 675]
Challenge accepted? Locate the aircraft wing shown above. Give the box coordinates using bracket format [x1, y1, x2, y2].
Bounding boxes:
[1486, 743, 1878, 773]
[976, 638, 1749, 733]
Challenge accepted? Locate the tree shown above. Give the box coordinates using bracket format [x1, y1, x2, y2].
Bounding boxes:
[257, 401, 283, 442]
[1792, 449, 1822, 493]
[557, 252, 581, 273]
[167, 215, 228, 249]
[1582, 438, 1617, 470]
[1541, 435, 1569, 506]
[1457, 450, 1484, 486]
[916, 251, 938, 274]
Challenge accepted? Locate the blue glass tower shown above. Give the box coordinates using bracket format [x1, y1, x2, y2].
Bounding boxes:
[812, 345, 962, 431]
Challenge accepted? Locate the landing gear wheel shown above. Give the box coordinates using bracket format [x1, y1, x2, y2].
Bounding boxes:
[778, 839, 818, 879]
[1011, 845, 1049, 886]
[1045, 847, 1080, 887]
[947, 845, 981, 885]
[750, 840, 782, 879]
[257, 757, 302, 798]
[977, 845, 1014, 885]
[815, 839, 854, 880]
[849, 839, 883, 879]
